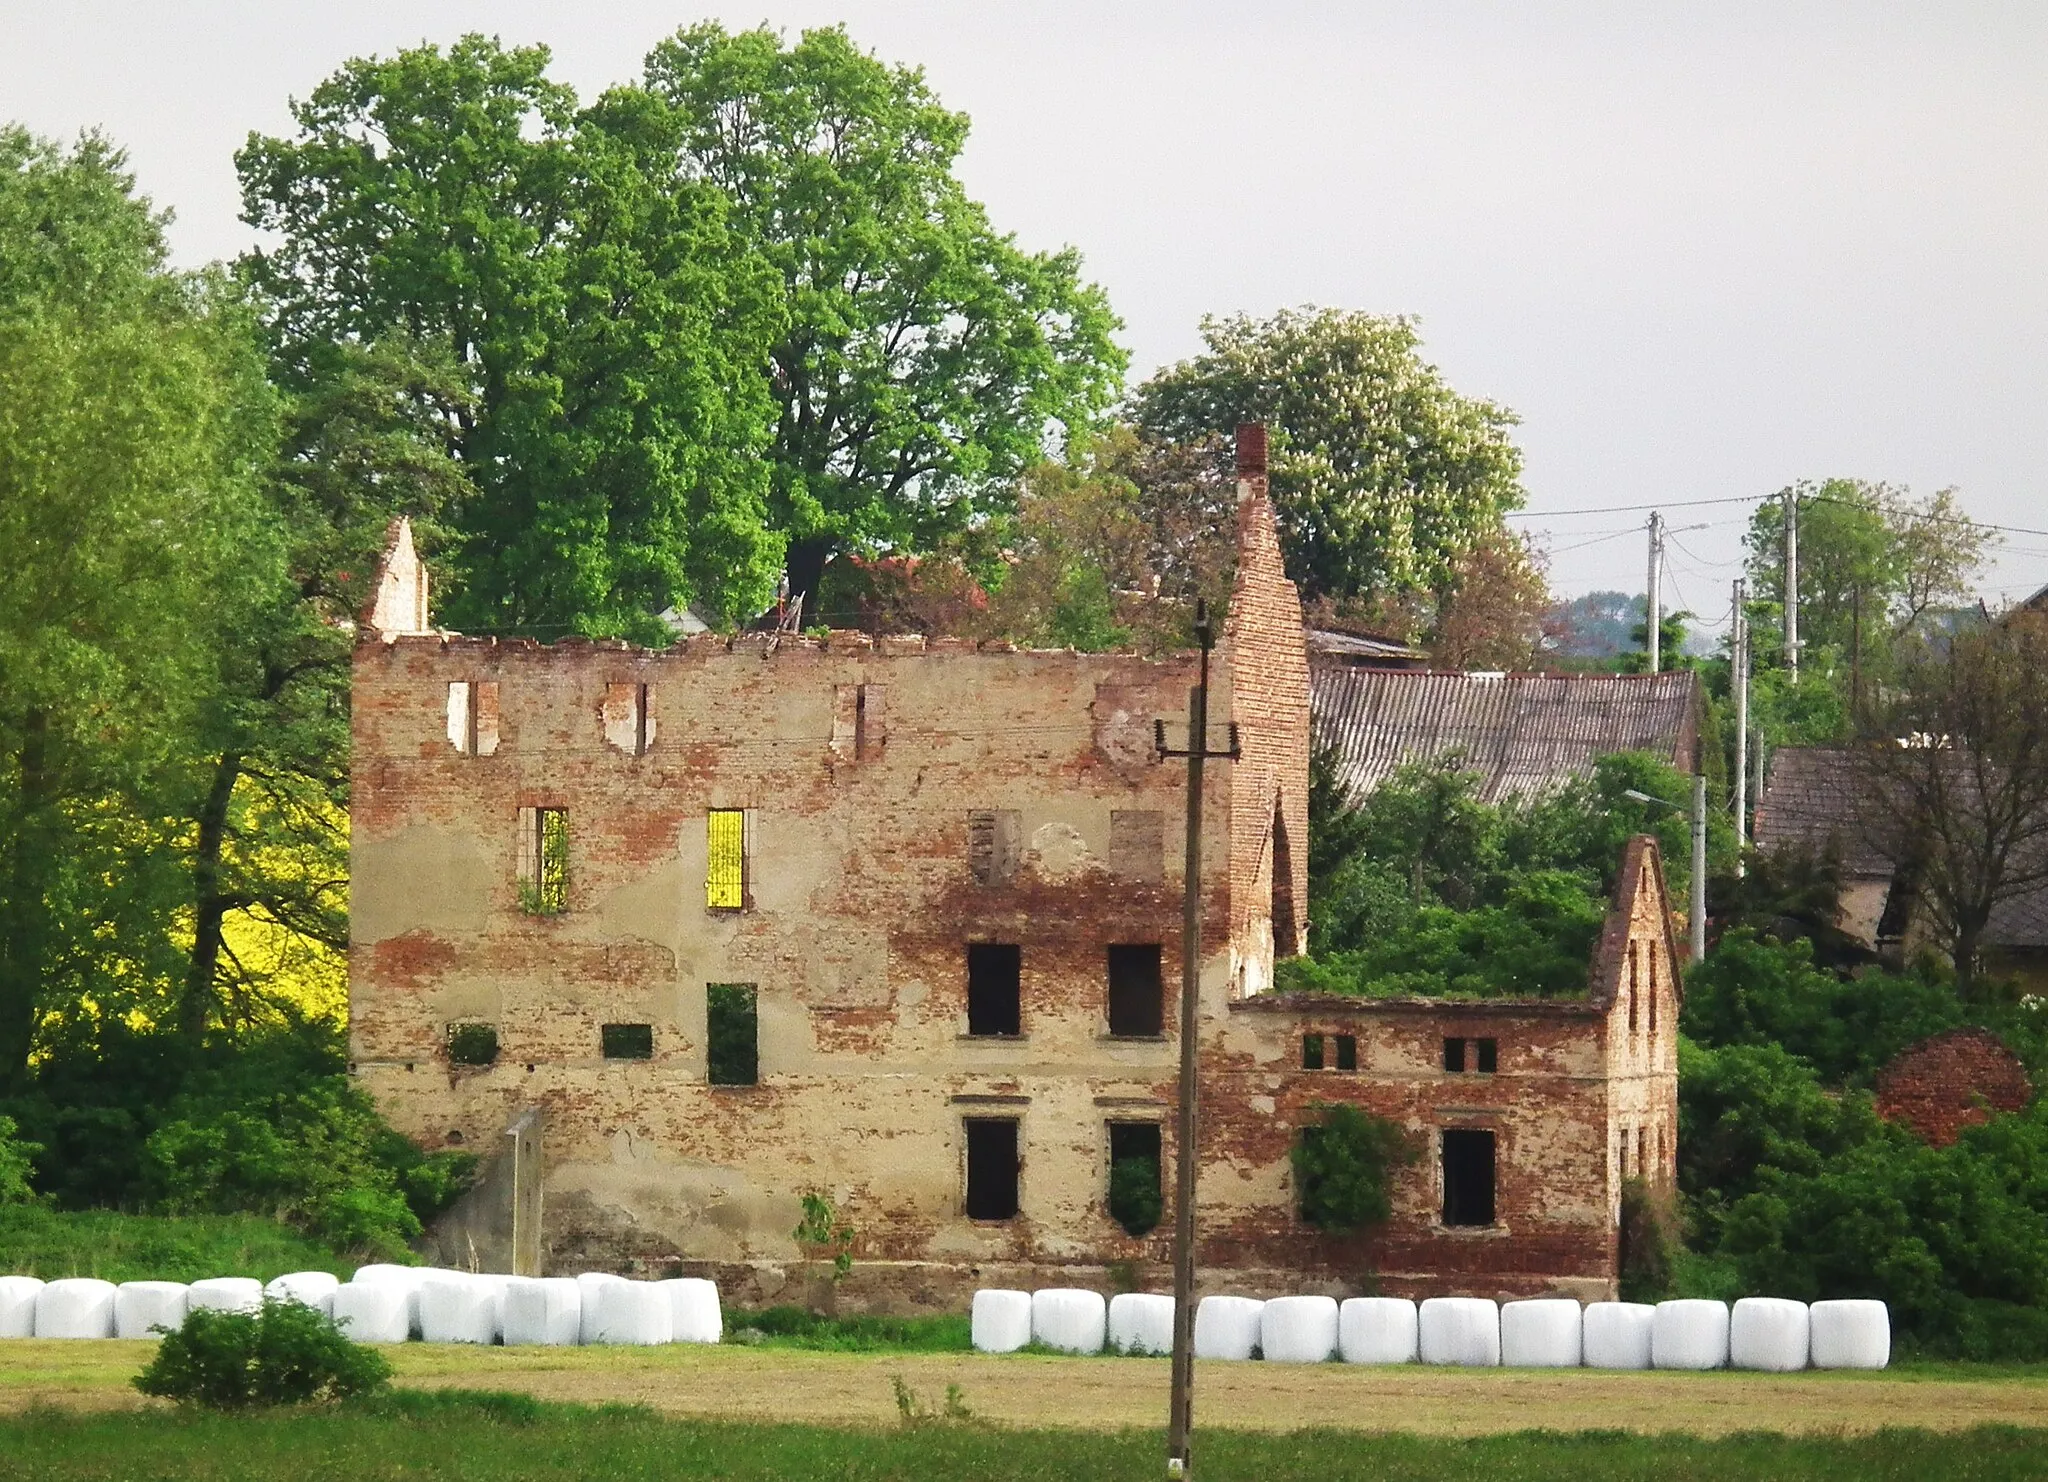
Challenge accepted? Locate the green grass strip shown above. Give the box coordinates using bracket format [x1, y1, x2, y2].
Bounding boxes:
[0, 1207, 354, 1284]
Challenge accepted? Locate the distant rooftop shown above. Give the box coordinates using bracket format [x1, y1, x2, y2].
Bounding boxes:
[1312, 668, 1699, 804]
[1304, 627, 1429, 668]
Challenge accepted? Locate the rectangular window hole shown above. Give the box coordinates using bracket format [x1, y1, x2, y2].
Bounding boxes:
[1441, 1128, 1496, 1227]
[707, 983, 758, 1086]
[518, 807, 568, 914]
[964, 1117, 1020, 1220]
[1106, 943, 1163, 1037]
[601, 1023, 653, 1061]
[1106, 1121, 1162, 1237]
[1302, 1033, 1324, 1071]
[707, 809, 747, 910]
[1334, 1034, 1357, 1071]
[1476, 1038, 1497, 1074]
[967, 943, 1021, 1037]
[1442, 1037, 1465, 1073]
[445, 1023, 499, 1067]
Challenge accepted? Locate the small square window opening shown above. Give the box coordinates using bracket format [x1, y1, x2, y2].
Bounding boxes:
[1443, 1037, 1466, 1073]
[1302, 1033, 1324, 1070]
[601, 1023, 653, 1061]
[1476, 1038, 1497, 1074]
[1334, 1034, 1358, 1071]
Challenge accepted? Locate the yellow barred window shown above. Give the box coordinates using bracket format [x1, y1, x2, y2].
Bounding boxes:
[707, 809, 747, 910]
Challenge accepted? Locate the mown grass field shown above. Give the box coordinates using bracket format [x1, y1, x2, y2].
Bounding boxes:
[1, 1391, 2045, 1481]
[4, 1338, 2047, 1437]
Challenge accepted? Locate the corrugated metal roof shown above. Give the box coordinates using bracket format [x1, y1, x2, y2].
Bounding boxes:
[1311, 668, 1698, 804]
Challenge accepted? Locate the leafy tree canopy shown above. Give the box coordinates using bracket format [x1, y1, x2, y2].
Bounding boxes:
[637, 24, 1127, 611]
[1129, 308, 1524, 606]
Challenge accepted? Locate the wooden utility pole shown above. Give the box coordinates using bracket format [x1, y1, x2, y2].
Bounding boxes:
[1732, 578, 1750, 853]
[1783, 489, 1800, 682]
[1155, 598, 1239, 1480]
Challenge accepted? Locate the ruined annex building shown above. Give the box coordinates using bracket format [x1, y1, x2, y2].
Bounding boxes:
[350, 431, 1680, 1307]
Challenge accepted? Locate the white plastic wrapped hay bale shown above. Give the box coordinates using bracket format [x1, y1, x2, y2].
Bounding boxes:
[330, 1282, 411, 1344]
[1338, 1297, 1417, 1364]
[351, 1265, 430, 1337]
[1810, 1300, 1890, 1370]
[187, 1277, 263, 1316]
[35, 1278, 116, 1339]
[1418, 1298, 1500, 1366]
[970, 1289, 1031, 1353]
[419, 1274, 499, 1345]
[501, 1277, 581, 1347]
[1730, 1298, 1810, 1371]
[0, 1276, 45, 1338]
[1192, 1295, 1264, 1360]
[587, 1279, 672, 1346]
[1260, 1295, 1339, 1363]
[115, 1282, 189, 1339]
[577, 1273, 628, 1345]
[264, 1271, 340, 1316]
[1581, 1302, 1655, 1369]
[1030, 1288, 1107, 1354]
[1500, 1299, 1582, 1368]
[1107, 1293, 1175, 1356]
[1652, 1299, 1730, 1370]
[660, 1278, 722, 1345]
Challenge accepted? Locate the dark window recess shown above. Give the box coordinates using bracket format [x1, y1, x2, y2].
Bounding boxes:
[1302, 1033, 1325, 1070]
[1106, 1122, 1162, 1237]
[967, 944, 1022, 1036]
[601, 1023, 654, 1061]
[1107, 944, 1164, 1036]
[707, 983, 758, 1086]
[1476, 1038, 1497, 1074]
[1443, 1037, 1466, 1073]
[1334, 1034, 1358, 1072]
[446, 1023, 499, 1067]
[1441, 1129, 1497, 1227]
[964, 1117, 1020, 1220]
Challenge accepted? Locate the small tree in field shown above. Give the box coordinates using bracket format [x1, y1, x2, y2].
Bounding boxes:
[134, 1299, 390, 1409]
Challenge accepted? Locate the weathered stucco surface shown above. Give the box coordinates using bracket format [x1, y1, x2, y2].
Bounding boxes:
[350, 451, 1678, 1307]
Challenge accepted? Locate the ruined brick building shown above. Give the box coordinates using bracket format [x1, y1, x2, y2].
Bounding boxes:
[349, 432, 1680, 1306]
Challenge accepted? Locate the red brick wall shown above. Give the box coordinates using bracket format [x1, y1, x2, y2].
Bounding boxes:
[1877, 1027, 2031, 1147]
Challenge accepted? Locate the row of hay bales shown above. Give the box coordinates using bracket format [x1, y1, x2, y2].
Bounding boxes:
[971, 1291, 1890, 1370]
[0, 1268, 722, 1347]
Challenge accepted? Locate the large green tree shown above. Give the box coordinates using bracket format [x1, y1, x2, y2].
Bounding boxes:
[636, 24, 1127, 613]
[1129, 308, 1524, 607]
[0, 128, 279, 1085]
[237, 35, 786, 640]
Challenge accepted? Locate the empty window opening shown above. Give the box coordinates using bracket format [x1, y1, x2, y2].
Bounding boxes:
[707, 809, 748, 909]
[1271, 801, 1301, 956]
[1106, 943, 1164, 1037]
[447, 680, 500, 756]
[446, 1023, 499, 1067]
[1443, 1037, 1466, 1073]
[601, 1023, 653, 1061]
[1441, 1128, 1497, 1227]
[1106, 1122, 1162, 1237]
[1627, 942, 1640, 1032]
[1636, 1126, 1648, 1177]
[1475, 1038, 1497, 1074]
[968, 810, 1021, 885]
[707, 983, 758, 1086]
[964, 1117, 1020, 1220]
[1110, 810, 1165, 883]
[1334, 1034, 1358, 1071]
[967, 944, 1022, 1036]
[1302, 1033, 1325, 1071]
[1648, 952, 1659, 1035]
[517, 807, 569, 914]
[603, 682, 655, 755]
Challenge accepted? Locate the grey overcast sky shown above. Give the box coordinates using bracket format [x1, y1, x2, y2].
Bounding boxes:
[5, 1, 2045, 627]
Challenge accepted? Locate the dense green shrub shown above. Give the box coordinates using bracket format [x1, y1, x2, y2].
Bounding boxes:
[1617, 1176, 1678, 1303]
[0, 1207, 350, 1283]
[133, 1298, 391, 1409]
[1107, 1154, 1161, 1238]
[1292, 1103, 1415, 1233]
[0, 1114, 37, 1204]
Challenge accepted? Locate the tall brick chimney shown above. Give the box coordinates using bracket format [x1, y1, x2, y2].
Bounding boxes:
[1235, 423, 1268, 480]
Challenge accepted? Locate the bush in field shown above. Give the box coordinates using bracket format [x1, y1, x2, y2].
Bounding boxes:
[134, 1298, 391, 1409]
[0, 1114, 38, 1204]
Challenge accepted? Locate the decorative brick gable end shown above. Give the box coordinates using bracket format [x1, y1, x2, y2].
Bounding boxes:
[1877, 1027, 2031, 1147]
[362, 517, 431, 638]
[1222, 424, 1312, 969]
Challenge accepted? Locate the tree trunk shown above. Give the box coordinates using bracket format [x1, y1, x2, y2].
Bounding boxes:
[0, 712, 55, 1090]
[181, 749, 243, 1043]
[783, 536, 836, 628]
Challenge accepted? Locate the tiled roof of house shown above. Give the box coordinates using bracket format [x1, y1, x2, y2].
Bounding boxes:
[1311, 668, 1698, 804]
[1752, 747, 1896, 877]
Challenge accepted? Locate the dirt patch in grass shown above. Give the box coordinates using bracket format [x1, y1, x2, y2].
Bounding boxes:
[5, 1340, 2047, 1436]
